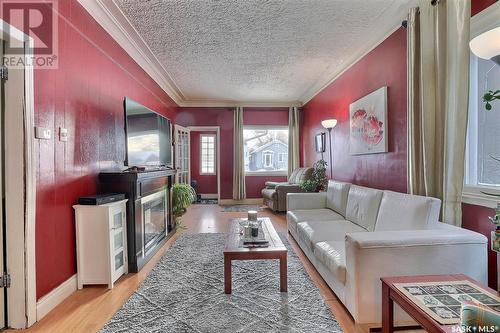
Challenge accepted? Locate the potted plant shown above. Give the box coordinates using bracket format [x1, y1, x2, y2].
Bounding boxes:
[300, 159, 328, 192]
[172, 183, 196, 228]
[483, 90, 500, 110]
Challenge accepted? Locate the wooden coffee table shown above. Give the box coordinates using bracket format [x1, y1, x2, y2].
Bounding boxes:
[381, 274, 499, 333]
[224, 217, 287, 294]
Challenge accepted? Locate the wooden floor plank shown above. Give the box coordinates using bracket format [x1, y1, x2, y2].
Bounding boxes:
[8, 204, 357, 333]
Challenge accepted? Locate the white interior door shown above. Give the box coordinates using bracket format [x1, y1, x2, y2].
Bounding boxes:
[174, 125, 190, 184]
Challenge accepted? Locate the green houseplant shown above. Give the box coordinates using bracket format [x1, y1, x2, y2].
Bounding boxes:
[300, 159, 329, 192]
[172, 183, 196, 228]
[483, 90, 500, 111]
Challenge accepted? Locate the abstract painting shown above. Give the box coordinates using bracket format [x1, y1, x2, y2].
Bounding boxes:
[349, 86, 388, 155]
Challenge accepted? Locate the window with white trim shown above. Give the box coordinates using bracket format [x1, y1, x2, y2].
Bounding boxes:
[463, 6, 500, 207]
[200, 134, 216, 175]
[243, 126, 288, 175]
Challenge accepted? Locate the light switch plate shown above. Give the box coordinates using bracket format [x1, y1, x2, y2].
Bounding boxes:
[35, 127, 51, 140]
[59, 127, 68, 142]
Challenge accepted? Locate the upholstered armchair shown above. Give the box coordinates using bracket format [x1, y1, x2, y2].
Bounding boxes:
[261, 167, 313, 212]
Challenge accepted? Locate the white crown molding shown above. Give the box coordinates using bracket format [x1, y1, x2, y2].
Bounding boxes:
[299, 23, 402, 105]
[79, 0, 413, 108]
[77, 0, 185, 105]
[181, 99, 302, 108]
[471, 1, 500, 38]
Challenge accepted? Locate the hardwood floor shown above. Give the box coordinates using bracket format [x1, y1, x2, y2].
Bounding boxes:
[8, 204, 358, 333]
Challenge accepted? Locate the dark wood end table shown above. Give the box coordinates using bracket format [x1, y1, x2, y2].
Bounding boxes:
[381, 274, 499, 333]
[224, 217, 287, 294]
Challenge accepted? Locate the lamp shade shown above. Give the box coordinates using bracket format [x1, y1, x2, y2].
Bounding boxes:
[321, 119, 338, 129]
[470, 26, 500, 65]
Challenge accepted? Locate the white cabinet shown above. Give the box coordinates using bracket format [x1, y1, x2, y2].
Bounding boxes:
[73, 199, 128, 289]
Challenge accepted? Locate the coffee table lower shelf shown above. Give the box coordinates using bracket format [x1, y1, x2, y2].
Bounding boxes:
[223, 217, 288, 294]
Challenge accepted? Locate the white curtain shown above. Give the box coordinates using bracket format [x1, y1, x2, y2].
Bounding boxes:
[288, 106, 300, 178]
[233, 107, 246, 200]
[407, 0, 470, 226]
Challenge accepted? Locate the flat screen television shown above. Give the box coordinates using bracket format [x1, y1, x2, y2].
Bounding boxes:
[124, 97, 172, 168]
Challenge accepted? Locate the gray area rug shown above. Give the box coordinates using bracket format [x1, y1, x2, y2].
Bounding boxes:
[222, 204, 263, 212]
[100, 233, 342, 333]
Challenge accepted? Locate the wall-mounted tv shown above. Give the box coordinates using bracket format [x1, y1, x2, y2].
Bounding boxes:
[124, 97, 172, 168]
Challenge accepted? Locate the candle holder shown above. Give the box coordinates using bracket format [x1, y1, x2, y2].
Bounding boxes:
[248, 210, 258, 222]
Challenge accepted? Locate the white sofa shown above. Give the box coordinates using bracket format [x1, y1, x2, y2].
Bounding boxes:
[287, 181, 488, 325]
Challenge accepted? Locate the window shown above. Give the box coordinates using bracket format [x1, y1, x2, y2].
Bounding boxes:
[200, 134, 216, 175]
[278, 153, 287, 163]
[465, 50, 500, 194]
[244, 126, 289, 175]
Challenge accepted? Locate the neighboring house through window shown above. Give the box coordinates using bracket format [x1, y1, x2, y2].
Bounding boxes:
[243, 126, 289, 175]
[200, 134, 216, 175]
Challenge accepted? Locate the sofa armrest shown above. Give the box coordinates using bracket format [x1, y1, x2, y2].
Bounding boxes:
[287, 192, 327, 211]
[275, 183, 302, 193]
[265, 181, 285, 189]
[343, 229, 488, 324]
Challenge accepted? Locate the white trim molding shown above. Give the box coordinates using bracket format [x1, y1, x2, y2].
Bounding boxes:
[219, 198, 263, 206]
[77, 0, 412, 108]
[462, 1, 500, 210]
[77, 0, 184, 105]
[200, 194, 218, 199]
[0, 20, 37, 329]
[36, 275, 77, 321]
[462, 186, 500, 210]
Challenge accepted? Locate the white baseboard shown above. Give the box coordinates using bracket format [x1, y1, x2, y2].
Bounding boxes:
[199, 193, 218, 199]
[219, 198, 263, 205]
[36, 274, 77, 321]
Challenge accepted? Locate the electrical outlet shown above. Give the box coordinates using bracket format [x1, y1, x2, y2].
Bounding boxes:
[59, 127, 68, 142]
[35, 127, 51, 140]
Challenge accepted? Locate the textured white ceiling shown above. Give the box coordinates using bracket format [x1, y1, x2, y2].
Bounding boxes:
[115, 0, 415, 105]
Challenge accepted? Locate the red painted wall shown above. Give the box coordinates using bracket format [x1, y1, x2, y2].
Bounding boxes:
[300, 0, 499, 289]
[471, 0, 497, 15]
[176, 107, 289, 199]
[190, 131, 218, 194]
[3, 0, 179, 299]
[462, 203, 497, 287]
[301, 27, 408, 192]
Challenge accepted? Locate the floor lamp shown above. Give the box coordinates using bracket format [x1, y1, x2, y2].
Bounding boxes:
[321, 119, 337, 179]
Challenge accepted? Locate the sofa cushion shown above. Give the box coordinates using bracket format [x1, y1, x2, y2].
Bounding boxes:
[287, 209, 344, 233]
[326, 181, 351, 217]
[375, 191, 441, 231]
[297, 220, 366, 252]
[314, 241, 346, 284]
[345, 185, 383, 231]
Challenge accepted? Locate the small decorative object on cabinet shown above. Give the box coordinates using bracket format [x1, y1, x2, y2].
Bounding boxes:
[73, 199, 128, 289]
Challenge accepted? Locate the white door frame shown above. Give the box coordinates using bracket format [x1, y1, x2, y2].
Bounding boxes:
[174, 124, 191, 184]
[188, 126, 221, 201]
[0, 20, 37, 328]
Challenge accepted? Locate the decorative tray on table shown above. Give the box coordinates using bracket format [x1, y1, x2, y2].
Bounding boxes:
[237, 220, 269, 248]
